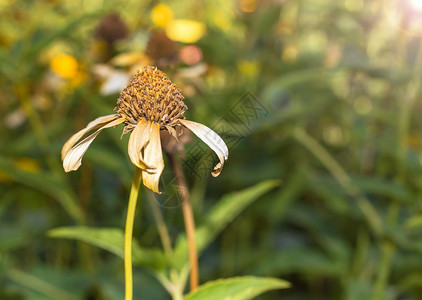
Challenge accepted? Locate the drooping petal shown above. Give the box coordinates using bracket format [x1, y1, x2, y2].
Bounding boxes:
[179, 119, 228, 177]
[142, 121, 164, 193]
[128, 119, 154, 170]
[61, 114, 120, 160]
[63, 117, 125, 172]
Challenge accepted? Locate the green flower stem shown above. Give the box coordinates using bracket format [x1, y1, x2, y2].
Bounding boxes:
[124, 167, 142, 300]
[169, 153, 199, 291]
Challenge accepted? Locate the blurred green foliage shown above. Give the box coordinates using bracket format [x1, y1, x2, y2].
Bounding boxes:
[2, 0, 422, 299]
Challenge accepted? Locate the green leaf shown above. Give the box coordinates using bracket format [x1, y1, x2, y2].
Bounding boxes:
[172, 180, 280, 270]
[48, 226, 167, 270]
[184, 276, 290, 300]
[351, 175, 411, 202]
[344, 279, 374, 300]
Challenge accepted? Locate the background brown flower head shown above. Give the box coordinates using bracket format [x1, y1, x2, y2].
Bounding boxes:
[145, 30, 179, 70]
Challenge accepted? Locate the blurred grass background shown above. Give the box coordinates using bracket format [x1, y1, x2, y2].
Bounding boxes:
[2, 0, 422, 299]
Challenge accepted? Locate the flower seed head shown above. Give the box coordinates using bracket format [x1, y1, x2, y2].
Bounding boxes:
[115, 66, 187, 132]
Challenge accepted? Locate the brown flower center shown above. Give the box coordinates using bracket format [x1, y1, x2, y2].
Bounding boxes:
[115, 66, 187, 132]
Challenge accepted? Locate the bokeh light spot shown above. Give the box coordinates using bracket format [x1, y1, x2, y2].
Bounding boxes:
[180, 45, 203, 65]
[409, 0, 422, 12]
[344, 0, 363, 11]
[166, 19, 206, 43]
[237, 60, 260, 79]
[323, 125, 344, 146]
[240, 0, 257, 13]
[151, 4, 174, 28]
[14, 158, 40, 173]
[353, 97, 372, 115]
[50, 54, 78, 79]
[282, 45, 298, 63]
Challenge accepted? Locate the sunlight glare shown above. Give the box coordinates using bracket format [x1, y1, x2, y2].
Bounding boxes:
[409, 0, 422, 12]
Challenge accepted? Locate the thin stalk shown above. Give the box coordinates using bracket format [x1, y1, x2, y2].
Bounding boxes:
[292, 127, 383, 236]
[156, 271, 184, 300]
[146, 191, 173, 256]
[168, 153, 199, 291]
[124, 167, 143, 300]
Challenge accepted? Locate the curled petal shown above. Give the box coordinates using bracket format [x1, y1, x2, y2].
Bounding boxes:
[61, 114, 120, 160]
[62, 117, 125, 172]
[128, 119, 154, 171]
[142, 121, 164, 193]
[179, 119, 228, 177]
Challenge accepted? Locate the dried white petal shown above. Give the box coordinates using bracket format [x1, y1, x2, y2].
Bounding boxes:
[179, 119, 228, 177]
[63, 117, 125, 172]
[128, 119, 154, 171]
[100, 71, 130, 96]
[61, 114, 119, 160]
[142, 121, 164, 193]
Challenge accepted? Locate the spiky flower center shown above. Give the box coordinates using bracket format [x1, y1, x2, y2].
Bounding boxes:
[115, 66, 187, 132]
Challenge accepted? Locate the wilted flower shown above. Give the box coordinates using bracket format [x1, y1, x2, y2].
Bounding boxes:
[62, 66, 228, 193]
[145, 30, 179, 69]
[95, 13, 129, 46]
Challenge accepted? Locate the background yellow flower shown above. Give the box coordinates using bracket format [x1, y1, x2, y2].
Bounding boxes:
[166, 19, 206, 43]
[50, 54, 79, 79]
[151, 4, 174, 27]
